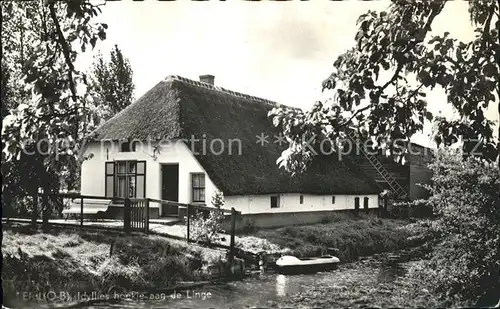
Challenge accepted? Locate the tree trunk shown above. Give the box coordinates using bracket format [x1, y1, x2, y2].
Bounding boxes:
[42, 186, 50, 231]
[497, 13, 500, 166]
[31, 191, 38, 229]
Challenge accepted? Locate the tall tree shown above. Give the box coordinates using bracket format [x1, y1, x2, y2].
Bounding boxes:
[269, 1, 500, 304]
[1, 61, 13, 119]
[270, 0, 499, 171]
[91, 44, 134, 119]
[1, 0, 107, 225]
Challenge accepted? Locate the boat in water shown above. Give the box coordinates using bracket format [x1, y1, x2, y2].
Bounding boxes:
[275, 255, 340, 274]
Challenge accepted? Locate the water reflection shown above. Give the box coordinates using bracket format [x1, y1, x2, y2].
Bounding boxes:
[27, 254, 412, 309]
[275, 274, 287, 297]
[377, 257, 407, 283]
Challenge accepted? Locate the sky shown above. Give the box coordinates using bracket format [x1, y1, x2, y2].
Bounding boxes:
[79, 1, 499, 148]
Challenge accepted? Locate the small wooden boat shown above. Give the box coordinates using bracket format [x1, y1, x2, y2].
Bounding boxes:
[275, 255, 340, 274]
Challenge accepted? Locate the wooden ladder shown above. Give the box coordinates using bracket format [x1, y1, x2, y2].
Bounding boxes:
[346, 130, 408, 199]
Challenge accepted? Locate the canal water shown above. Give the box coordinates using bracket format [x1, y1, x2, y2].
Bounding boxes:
[79, 253, 411, 309]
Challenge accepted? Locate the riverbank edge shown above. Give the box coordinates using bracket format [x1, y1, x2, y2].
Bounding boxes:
[32, 275, 251, 309]
[244, 214, 425, 263]
[2, 217, 426, 308]
[2, 223, 241, 308]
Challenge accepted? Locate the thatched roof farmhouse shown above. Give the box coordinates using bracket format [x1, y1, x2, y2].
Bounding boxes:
[91, 75, 380, 197]
[80, 74, 431, 227]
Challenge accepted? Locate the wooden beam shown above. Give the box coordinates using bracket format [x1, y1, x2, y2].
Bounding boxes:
[145, 198, 150, 234]
[186, 204, 191, 243]
[229, 207, 236, 265]
[80, 196, 84, 227]
[124, 198, 131, 233]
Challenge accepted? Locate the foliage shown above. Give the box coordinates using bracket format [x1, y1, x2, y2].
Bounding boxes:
[2, 196, 34, 218]
[91, 44, 135, 119]
[270, 0, 499, 173]
[411, 149, 500, 304]
[390, 199, 434, 219]
[189, 190, 226, 243]
[2, 246, 100, 307]
[1, 60, 15, 119]
[110, 237, 200, 290]
[234, 236, 283, 254]
[97, 256, 145, 292]
[2, 0, 107, 163]
[211, 189, 225, 208]
[1, 0, 108, 217]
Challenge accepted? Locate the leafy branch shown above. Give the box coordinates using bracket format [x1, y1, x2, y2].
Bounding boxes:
[270, 0, 499, 173]
[48, 1, 78, 103]
[471, 2, 496, 71]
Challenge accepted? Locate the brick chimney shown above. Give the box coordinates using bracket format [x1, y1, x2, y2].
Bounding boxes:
[199, 74, 215, 85]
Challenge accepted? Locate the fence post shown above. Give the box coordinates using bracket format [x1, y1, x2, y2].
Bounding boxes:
[186, 204, 191, 243]
[124, 198, 131, 233]
[229, 207, 236, 265]
[80, 196, 84, 227]
[42, 191, 50, 231]
[144, 198, 150, 234]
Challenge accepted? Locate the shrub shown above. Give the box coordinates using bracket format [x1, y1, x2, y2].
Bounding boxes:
[2, 247, 98, 306]
[391, 199, 433, 219]
[105, 236, 204, 290]
[190, 190, 225, 243]
[52, 248, 71, 259]
[139, 255, 195, 289]
[411, 149, 500, 305]
[2, 196, 35, 218]
[98, 256, 145, 292]
[255, 218, 410, 260]
[113, 237, 180, 265]
[235, 236, 283, 253]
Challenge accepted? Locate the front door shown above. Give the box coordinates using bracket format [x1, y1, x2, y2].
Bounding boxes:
[161, 164, 179, 216]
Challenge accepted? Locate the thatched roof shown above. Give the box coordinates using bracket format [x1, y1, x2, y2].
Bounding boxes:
[93, 75, 380, 196]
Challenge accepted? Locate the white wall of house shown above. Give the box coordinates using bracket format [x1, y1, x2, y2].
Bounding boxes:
[81, 140, 219, 215]
[81, 140, 380, 217]
[225, 193, 379, 214]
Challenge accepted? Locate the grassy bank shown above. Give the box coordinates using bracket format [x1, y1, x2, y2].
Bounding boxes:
[238, 214, 418, 262]
[2, 223, 226, 308]
[2, 216, 425, 307]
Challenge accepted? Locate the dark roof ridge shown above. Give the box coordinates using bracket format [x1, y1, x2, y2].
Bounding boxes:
[165, 75, 278, 107]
